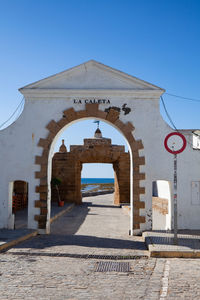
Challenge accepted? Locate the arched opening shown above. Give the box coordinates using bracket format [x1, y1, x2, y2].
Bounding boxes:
[35, 104, 146, 234]
[152, 180, 172, 230]
[51, 120, 130, 207]
[10, 180, 29, 229]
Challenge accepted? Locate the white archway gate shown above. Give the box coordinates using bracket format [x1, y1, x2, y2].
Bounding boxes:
[35, 103, 146, 233]
[2, 60, 187, 234]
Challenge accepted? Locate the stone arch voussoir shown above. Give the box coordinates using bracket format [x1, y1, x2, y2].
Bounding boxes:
[34, 104, 146, 231]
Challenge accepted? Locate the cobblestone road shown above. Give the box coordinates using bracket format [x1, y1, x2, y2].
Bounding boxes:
[1, 194, 200, 299]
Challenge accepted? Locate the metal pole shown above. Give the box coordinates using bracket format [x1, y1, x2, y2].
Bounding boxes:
[173, 153, 178, 245]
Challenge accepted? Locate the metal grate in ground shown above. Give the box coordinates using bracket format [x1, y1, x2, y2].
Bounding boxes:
[95, 261, 130, 272]
[8, 251, 148, 260]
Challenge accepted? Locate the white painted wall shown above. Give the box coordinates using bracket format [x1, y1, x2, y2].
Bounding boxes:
[152, 180, 171, 230]
[0, 60, 200, 233]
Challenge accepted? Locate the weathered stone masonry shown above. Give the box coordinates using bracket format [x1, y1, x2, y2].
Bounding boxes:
[51, 130, 130, 206]
[35, 103, 146, 231]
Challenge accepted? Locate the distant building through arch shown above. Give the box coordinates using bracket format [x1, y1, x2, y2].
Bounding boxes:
[51, 127, 130, 206]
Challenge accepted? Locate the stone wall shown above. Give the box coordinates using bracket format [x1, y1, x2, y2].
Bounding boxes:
[152, 196, 169, 230]
[52, 134, 130, 205]
[113, 153, 130, 205]
[152, 197, 168, 215]
[52, 152, 82, 205]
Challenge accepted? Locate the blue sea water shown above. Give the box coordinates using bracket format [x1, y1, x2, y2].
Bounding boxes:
[81, 178, 114, 184]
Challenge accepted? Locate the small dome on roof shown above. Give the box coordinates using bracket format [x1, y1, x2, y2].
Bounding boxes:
[94, 128, 102, 138]
[59, 139, 67, 153]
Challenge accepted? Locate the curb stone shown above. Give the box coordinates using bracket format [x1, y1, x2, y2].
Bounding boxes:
[143, 231, 200, 258]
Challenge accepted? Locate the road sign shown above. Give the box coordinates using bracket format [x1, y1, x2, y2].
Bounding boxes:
[164, 132, 187, 245]
[164, 132, 187, 155]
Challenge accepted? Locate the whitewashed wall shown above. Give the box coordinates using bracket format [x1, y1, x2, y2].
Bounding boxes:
[0, 60, 200, 232]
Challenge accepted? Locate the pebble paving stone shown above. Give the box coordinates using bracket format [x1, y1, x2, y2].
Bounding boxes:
[1, 194, 200, 299]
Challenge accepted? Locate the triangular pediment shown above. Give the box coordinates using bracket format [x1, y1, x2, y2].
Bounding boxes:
[19, 60, 164, 92]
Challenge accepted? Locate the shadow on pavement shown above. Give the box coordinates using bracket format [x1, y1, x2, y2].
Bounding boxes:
[51, 201, 120, 235]
[51, 203, 90, 235]
[12, 234, 147, 250]
[6, 195, 148, 254]
[86, 202, 121, 209]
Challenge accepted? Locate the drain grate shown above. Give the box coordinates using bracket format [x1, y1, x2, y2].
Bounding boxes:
[8, 251, 148, 260]
[95, 261, 130, 272]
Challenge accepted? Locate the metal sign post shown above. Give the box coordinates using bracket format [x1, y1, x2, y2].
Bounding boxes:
[164, 132, 187, 245]
[173, 153, 178, 244]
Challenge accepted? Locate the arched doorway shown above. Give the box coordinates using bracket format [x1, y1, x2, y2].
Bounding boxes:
[51, 124, 130, 206]
[9, 180, 29, 229]
[35, 104, 146, 234]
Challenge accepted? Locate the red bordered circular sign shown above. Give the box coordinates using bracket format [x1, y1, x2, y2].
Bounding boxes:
[164, 132, 187, 154]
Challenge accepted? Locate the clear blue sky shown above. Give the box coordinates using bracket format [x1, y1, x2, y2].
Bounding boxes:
[0, 0, 200, 177]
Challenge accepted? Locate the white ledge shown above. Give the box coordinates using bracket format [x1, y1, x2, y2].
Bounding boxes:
[19, 88, 165, 99]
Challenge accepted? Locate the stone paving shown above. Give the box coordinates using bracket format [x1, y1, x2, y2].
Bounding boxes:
[1, 194, 200, 299]
[14, 202, 74, 229]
